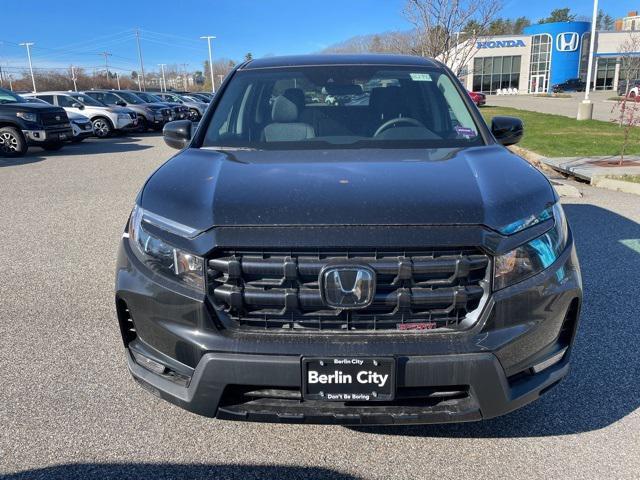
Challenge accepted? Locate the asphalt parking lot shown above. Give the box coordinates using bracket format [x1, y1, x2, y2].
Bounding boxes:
[487, 90, 619, 122]
[1, 134, 639, 480]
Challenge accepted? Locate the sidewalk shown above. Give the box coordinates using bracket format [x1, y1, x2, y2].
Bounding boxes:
[542, 156, 640, 182]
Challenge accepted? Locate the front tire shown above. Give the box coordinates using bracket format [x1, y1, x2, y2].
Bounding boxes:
[0, 127, 27, 157]
[92, 117, 113, 138]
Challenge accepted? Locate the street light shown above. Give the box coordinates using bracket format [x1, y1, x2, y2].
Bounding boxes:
[200, 35, 216, 93]
[577, 0, 599, 120]
[158, 63, 167, 92]
[19, 42, 36, 93]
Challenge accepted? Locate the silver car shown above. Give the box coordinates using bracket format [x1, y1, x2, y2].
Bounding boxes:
[153, 92, 207, 120]
[24, 91, 138, 138]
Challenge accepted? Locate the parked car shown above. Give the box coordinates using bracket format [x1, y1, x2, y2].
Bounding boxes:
[186, 92, 212, 103]
[24, 91, 137, 138]
[0, 88, 72, 156]
[133, 91, 190, 120]
[81, 90, 172, 131]
[152, 92, 207, 120]
[115, 55, 582, 425]
[19, 96, 92, 141]
[617, 79, 640, 98]
[552, 78, 586, 93]
[468, 90, 486, 106]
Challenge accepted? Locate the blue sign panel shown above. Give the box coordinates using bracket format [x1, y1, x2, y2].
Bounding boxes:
[524, 21, 591, 87]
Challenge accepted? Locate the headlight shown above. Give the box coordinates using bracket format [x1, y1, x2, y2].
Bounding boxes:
[17, 112, 38, 122]
[128, 205, 204, 292]
[494, 202, 568, 290]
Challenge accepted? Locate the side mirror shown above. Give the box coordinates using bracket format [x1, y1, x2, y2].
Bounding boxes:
[163, 119, 192, 149]
[491, 116, 523, 146]
[72, 103, 84, 110]
[116, 100, 127, 107]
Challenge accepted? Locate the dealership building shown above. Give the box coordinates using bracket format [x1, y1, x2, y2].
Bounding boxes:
[455, 20, 640, 94]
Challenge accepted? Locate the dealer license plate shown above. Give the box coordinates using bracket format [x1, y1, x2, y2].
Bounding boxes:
[302, 357, 395, 402]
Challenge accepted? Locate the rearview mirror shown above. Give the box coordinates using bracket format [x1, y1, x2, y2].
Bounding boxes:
[72, 103, 84, 110]
[491, 116, 523, 146]
[163, 120, 192, 150]
[116, 101, 127, 107]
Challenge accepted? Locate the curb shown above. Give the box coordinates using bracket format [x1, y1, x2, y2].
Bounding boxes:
[591, 177, 640, 196]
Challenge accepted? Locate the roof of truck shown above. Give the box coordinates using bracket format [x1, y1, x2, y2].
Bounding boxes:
[241, 54, 441, 70]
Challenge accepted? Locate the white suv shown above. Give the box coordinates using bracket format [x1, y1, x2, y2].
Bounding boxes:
[25, 91, 138, 138]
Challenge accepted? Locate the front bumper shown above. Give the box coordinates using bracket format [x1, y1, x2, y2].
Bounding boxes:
[115, 231, 582, 425]
[23, 127, 73, 143]
[116, 117, 138, 130]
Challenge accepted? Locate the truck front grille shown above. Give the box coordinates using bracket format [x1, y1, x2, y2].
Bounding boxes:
[41, 111, 69, 126]
[208, 248, 489, 333]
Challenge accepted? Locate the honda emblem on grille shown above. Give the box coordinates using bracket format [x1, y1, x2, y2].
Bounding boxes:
[320, 265, 375, 309]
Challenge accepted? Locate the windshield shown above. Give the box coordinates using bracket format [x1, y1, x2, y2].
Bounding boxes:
[118, 91, 145, 104]
[69, 93, 105, 107]
[0, 89, 26, 104]
[202, 66, 483, 150]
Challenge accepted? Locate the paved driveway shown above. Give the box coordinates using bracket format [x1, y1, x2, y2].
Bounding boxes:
[487, 90, 620, 122]
[1, 136, 639, 479]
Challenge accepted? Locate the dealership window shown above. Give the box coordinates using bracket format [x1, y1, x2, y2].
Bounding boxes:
[579, 33, 590, 81]
[595, 58, 617, 90]
[472, 55, 521, 94]
[529, 34, 551, 93]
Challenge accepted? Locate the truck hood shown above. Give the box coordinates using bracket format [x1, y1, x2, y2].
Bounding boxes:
[140, 145, 556, 233]
[2, 102, 66, 114]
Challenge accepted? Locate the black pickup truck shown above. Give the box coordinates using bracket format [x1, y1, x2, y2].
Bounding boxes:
[0, 88, 73, 157]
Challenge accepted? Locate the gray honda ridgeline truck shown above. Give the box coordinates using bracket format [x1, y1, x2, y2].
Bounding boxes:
[115, 55, 582, 425]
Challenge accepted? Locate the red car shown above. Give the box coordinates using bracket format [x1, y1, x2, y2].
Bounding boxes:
[468, 90, 486, 107]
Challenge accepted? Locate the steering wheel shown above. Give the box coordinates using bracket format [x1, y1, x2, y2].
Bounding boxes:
[374, 117, 425, 137]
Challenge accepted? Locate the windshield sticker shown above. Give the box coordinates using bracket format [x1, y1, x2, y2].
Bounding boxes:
[455, 126, 477, 138]
[409, 73, 432, 82]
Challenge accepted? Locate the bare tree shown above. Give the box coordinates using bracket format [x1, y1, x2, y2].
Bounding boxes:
[403, 0, 502, 75]
[613, 33, 640, 165]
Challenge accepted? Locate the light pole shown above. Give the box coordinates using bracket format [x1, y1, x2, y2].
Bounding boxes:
[116, 72, 121, 89]
[19, 42, 36, 92]
[71, 65, 78, 91]
[200, 35, 216, 93]
[578, 0, 599, 120]
[158, 63, 167, 92]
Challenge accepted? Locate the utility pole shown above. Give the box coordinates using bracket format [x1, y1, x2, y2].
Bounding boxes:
[135, 29, 146, 91]
[19, 42, 36, 92]
[100, 51, 112, 87]
[200, 35, 216, 93]
[8, 74, 13, 91]
[116, 72, 121, 89]
[158, 63, 167, 92]
[71, 65, 78, 91]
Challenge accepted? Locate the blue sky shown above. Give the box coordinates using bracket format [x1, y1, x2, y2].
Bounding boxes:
[0, 0, 638, 75]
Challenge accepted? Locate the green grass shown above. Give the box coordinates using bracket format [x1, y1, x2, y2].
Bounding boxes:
[606, 175, 640, 184]
[481, 106, 640, 158]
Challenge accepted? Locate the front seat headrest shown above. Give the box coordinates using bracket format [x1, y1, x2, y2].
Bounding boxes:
[271, 95, 299, 123]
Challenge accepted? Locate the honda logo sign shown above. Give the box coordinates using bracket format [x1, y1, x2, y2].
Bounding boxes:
[556, 32, 579, 52]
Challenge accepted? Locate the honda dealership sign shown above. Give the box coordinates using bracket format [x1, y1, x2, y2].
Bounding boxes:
[477, 39, 526, 49]
[556, 32, 580, 52]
